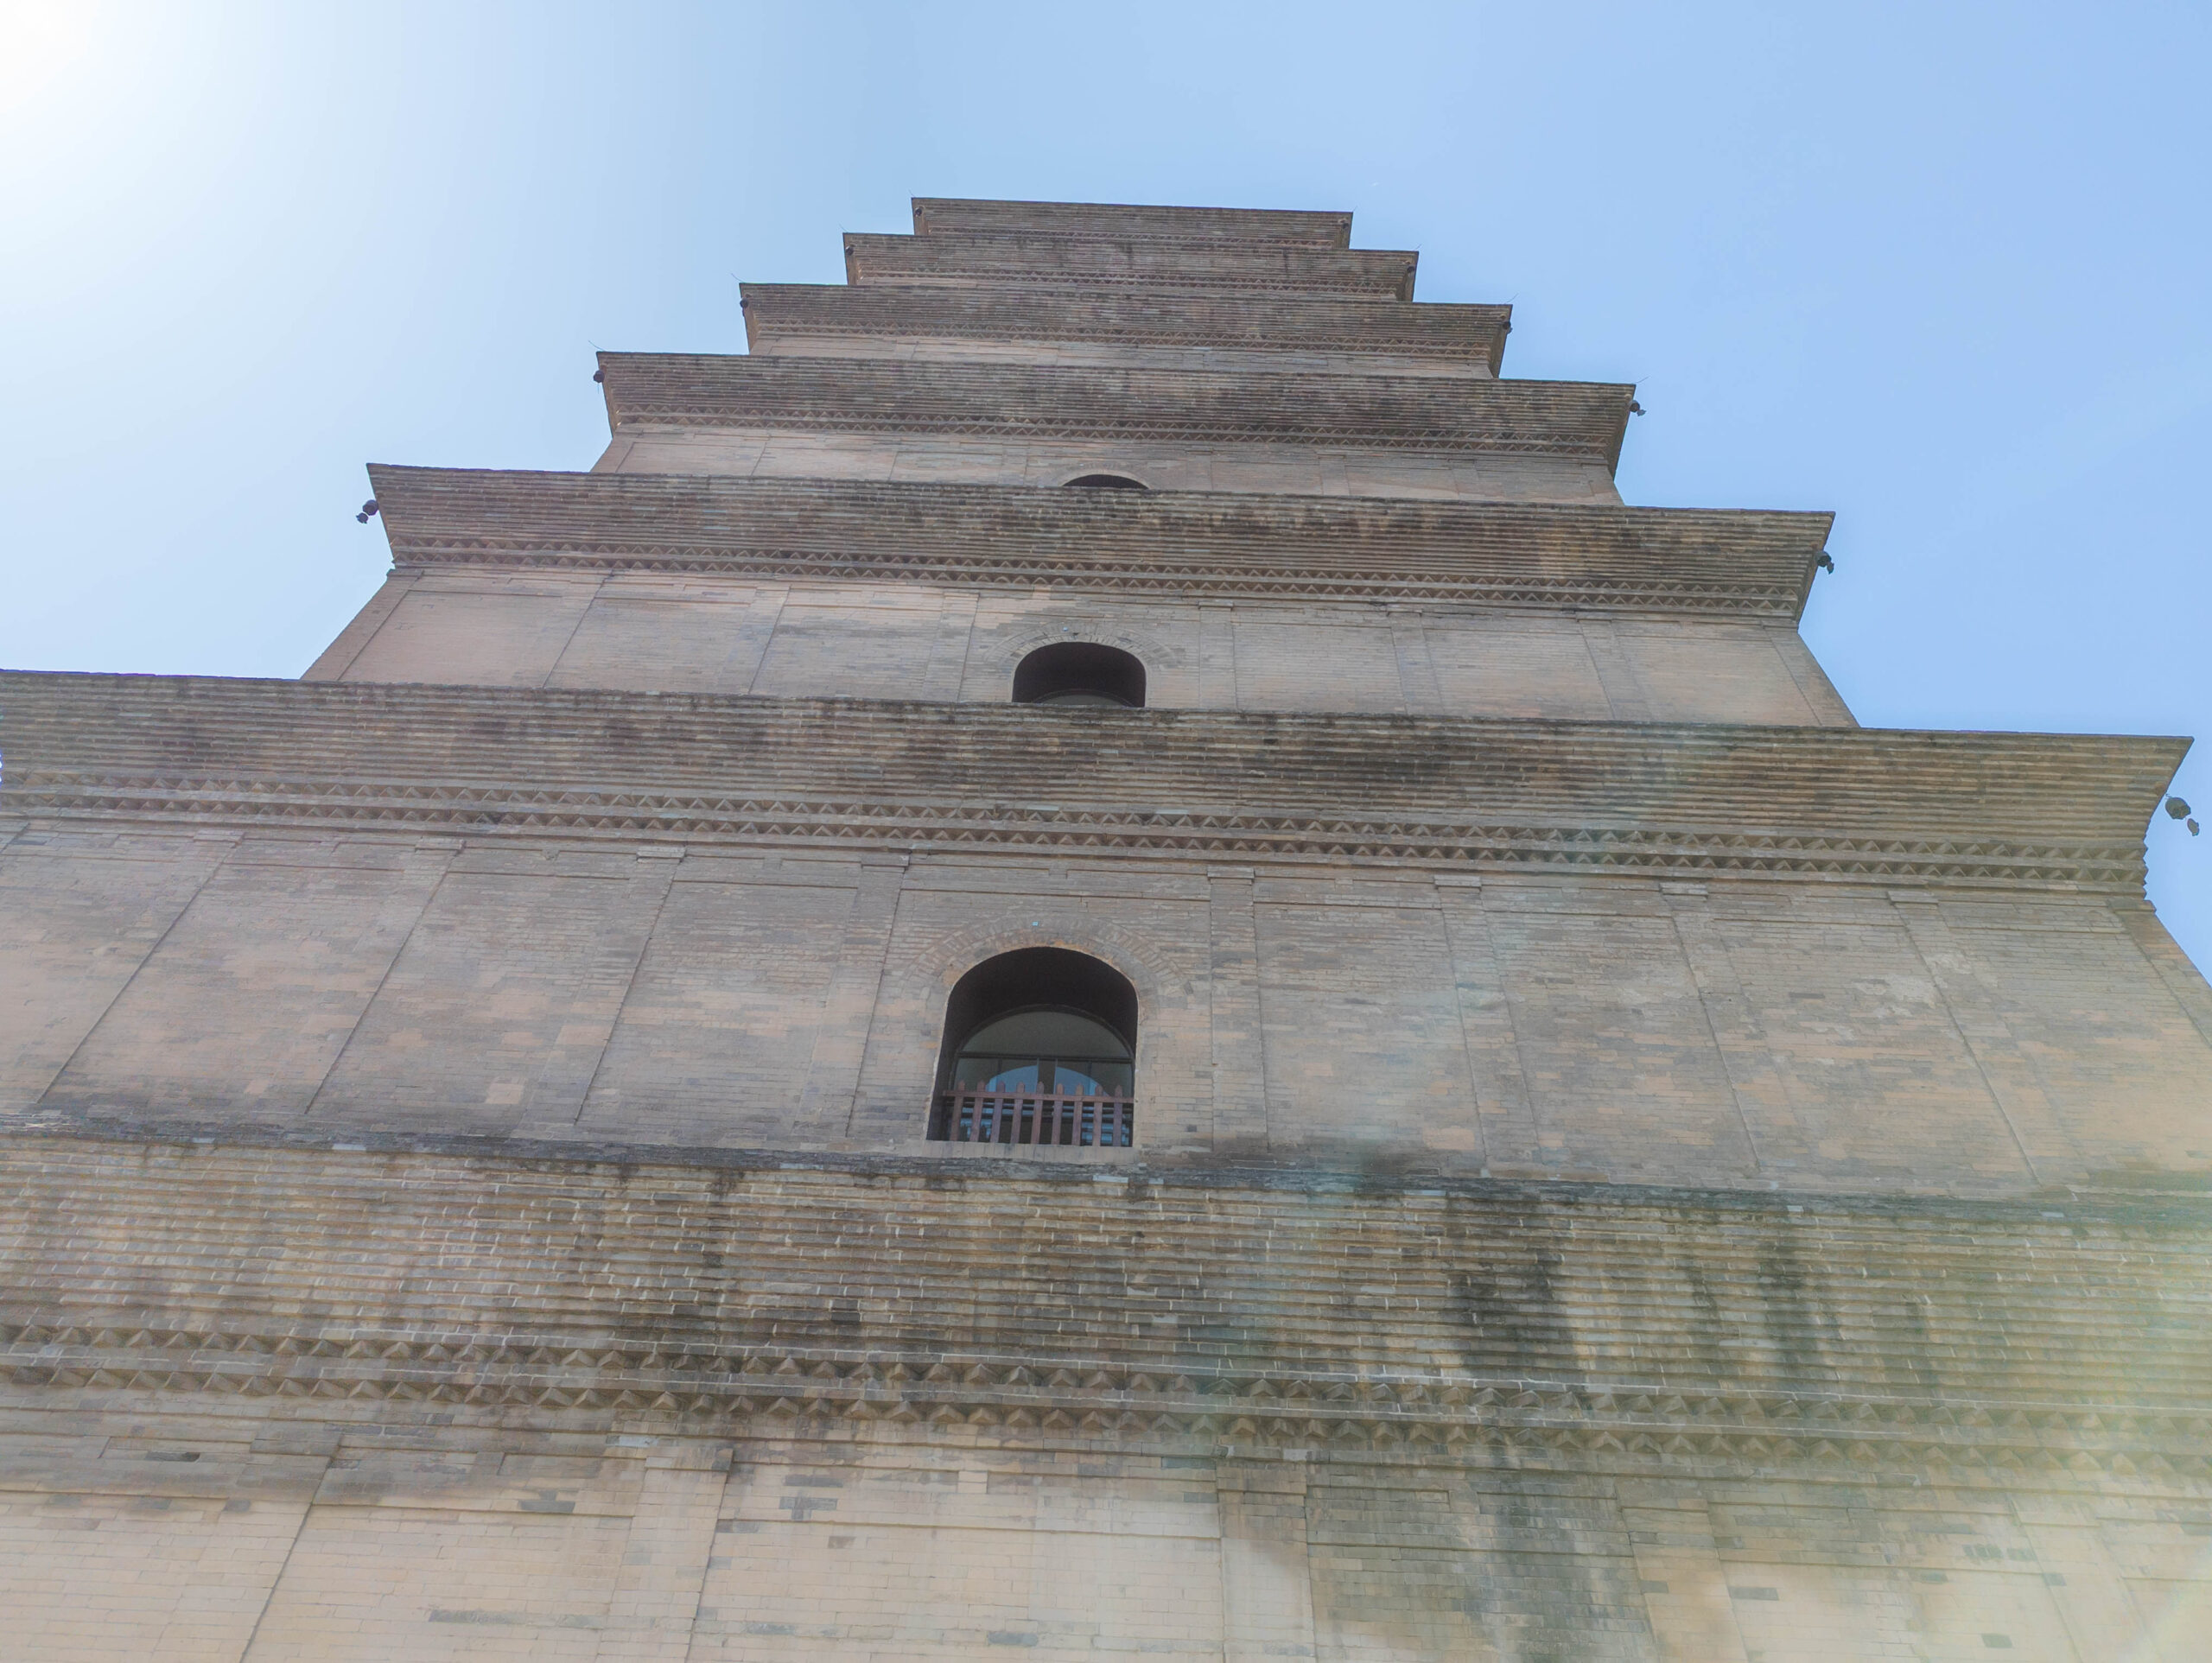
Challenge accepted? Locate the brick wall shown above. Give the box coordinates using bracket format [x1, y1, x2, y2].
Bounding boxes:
[595, 424, 1628, 502]
[10, 1427, 2203, 1661]
[0, 1139, 2206, 1660]
[4, 822, 2209, 1191]
[737, 281, 1509, 375]
[749, 331, 1497, 379]
[323, 571, 1848, 725]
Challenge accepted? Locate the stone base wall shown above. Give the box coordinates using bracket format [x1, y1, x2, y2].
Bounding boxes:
[2, 1134, 2208, 1659]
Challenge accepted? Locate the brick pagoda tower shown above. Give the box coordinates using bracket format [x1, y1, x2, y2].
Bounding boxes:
[3, 198, 2209, 1659]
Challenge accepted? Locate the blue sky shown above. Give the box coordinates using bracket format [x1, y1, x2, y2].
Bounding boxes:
[4, 1, 2209, 965]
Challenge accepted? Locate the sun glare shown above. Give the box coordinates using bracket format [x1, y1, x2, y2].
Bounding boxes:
[0, 0, 105, 113]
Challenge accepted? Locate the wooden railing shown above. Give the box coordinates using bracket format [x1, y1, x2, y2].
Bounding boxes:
[932, 1089, 1135, 1147]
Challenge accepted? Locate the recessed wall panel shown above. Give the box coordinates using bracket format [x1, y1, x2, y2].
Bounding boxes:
[1720, 917, 2028, 1185]
[1955, 915, 2212, 1177]
[1254, 892, 1469, 1147]
[1425, 622, 1613, 720]
[0, 835, 223, 1114]
[579, 868, 856, 1144]
[749, 593, 946, 701]
[1484, 900, 1748, 1180]
[308, 852, 665, 1134]
[547, 586, 760, 693]
[1623, 625, 1821, 725]
[1233, 620, 1402, 713]
[339, 581, 598, 687]
[41, 840, 442, 1119]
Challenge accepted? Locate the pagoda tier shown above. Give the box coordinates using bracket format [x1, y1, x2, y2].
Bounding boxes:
[594, 352, 1630, 464]
[740, 283, 1510, 376]
[910, 196, 1355, 244]
[3, 672, 2173, 895]
[842, 230, 1419, 299]
[364, 467, 1828, 619]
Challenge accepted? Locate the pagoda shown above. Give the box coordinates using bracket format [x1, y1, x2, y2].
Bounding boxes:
[3, 197, 2209, 1659]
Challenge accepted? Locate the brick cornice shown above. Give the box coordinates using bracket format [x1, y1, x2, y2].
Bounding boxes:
[909, 198, 1356, 246]
[366, 467, 1827, 619]
[3, 1135, 2207, 1488]
[597, 354, 1632, 467]
[740, 284, 1509, 371]
[0, 673, 2180, 892]
[843, 231, 1419, 301]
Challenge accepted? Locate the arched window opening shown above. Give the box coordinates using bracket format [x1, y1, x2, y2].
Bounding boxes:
[1013, 643, 1146, 708]
[1063, 473, 1147, 490]
[930, 948, 1136, 1147]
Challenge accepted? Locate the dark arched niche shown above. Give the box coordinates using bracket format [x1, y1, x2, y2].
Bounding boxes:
[1063, 473, 1147, 490]
[1012, 642, 1146, 708]
[929, 947, 1137, 1146]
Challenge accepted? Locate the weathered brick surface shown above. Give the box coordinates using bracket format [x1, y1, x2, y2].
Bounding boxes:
[0, 1487, 309, 1661]
[590, 348, 1635, 500]
[3, 1138, 2209, 1424]
[325, 571, 1847, 724]
[599, 422, 1632, 501]
[842, 230, 1420, 298]
[6, 1416, 2200, 1661]
[740, 282, 1509, 375]
[758, 328, 1505, 382]
[0, 830, 233, 1114]
[359, 468, 1830, 617]
[594, 352, 1631, 467]
[0, 671, 2169, 866]
[908, 197, 1356, 244]
[0, 1140, 2209, 1658]
[2, 674, 2202, 1188]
